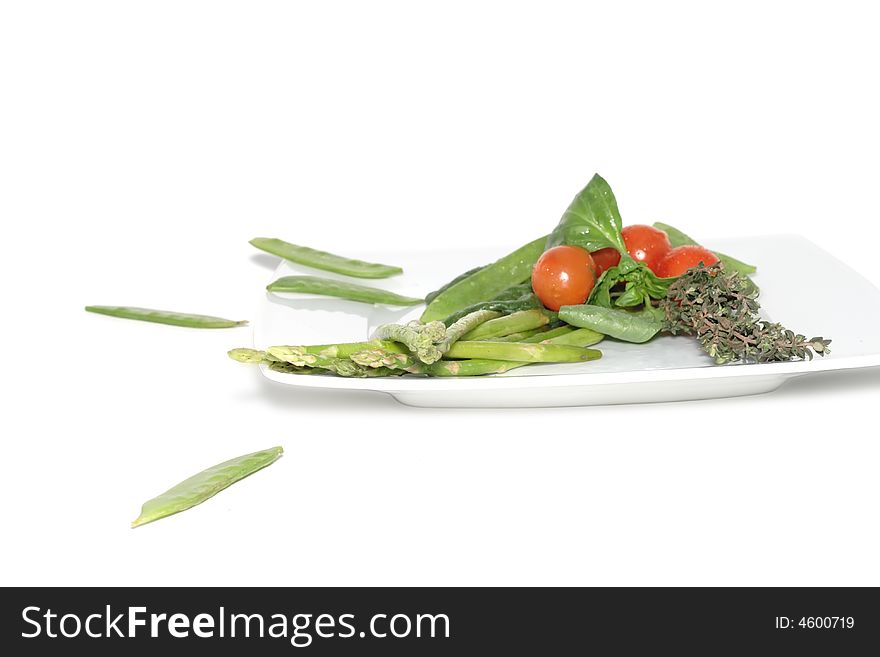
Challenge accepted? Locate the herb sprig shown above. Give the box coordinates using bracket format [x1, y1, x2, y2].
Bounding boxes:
[661, 264, 831, 364]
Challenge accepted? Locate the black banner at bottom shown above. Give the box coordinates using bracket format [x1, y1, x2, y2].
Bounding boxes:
[1, 587, 876, 654]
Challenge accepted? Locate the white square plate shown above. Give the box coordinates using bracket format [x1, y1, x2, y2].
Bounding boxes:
[253, 235, 880, 407]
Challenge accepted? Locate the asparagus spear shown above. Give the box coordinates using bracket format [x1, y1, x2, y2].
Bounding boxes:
[228, 349, 322, 374]
[444, 341, 600, 363]
[473, 325, 574, 344]
[231, 311, 499, 374]
[228, 347, 273, 364]
[436, 309, 500, 352]
[268, 361, 321, 375]
[352, 338, 589, 368]
[525, 325, 574, 342]
[417, 359, 524, 377]
[277, 340, 406, 359]
[267, 346, 404, 377]
[370, 311, 501, 363]
[267, 346, 347, 369]
[351, 310, 516, 371]
[350, 349, 416, 370]
[355, 341, 603, 376]
[483, 326, 553, 342]
[372, 320, 447, 364]
[234, 324, 605, 378]
[460, 310, 550, 341]
[539, 327, 603, 347]
[416, 327, 605, 376]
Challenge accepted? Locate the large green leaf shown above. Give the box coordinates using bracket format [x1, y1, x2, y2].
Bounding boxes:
[546, 174, 627, 253]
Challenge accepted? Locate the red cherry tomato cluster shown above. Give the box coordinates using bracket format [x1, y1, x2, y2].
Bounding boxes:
[602, 224, 719, 278]
[531, 226, 721, 310]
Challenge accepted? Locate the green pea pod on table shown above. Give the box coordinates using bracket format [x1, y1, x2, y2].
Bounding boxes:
[132, 446, 284, 528]
[85, 306, 248, 329]
[250, 237, 403, 278]
[421, 237, 547, 323]
[653, 222, 757, 276]
[267, 275, 422, 306]
[559, 304, 663, 343]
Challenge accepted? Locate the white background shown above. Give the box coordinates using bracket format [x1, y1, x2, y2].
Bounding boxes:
[2, 1, 879, 586]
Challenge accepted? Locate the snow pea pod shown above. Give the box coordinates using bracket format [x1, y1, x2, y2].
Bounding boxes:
[85, 305, 247, 328]
[421, 237, 547, 323]
[489, 282, 534, 301]
[559, 304, 662, 343]
[250, 237, 402, 278]
[424, 265, 486, 304]
[653, 222, 757, 276]
[267, 275, 422, 306]
[132, 446, 283, 528]
[445, 340, 600, 363]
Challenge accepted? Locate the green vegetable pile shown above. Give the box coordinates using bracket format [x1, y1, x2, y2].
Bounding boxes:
[230, 173, 829, 376]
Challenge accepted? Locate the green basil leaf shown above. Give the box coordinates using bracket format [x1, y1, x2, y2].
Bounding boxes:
[559, 304, 662, 343]
[588, 258, 674, 309]
[653, 222, 697, 248]
[547, 174, 627, 253]
[589, 269, 617, 308]
[615, 285, 647, 308]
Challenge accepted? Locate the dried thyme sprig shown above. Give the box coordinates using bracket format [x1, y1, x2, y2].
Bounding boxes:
[660, 264, 831, 364]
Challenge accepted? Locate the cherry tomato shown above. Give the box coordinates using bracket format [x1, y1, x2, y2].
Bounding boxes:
[621, 224, 672, 272]
[531, 245, 596, 311]
[590, 247, 621, 277]
[656, 245, 720, 278]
